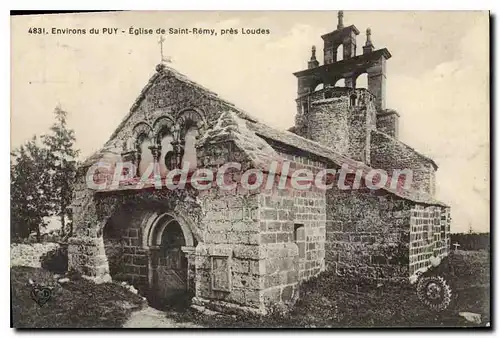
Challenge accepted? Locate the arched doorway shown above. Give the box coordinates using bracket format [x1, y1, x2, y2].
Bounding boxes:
[147, 213, 194, 308]
[155, 220, 187, 299]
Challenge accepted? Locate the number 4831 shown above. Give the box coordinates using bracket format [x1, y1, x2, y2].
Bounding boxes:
[28, 28, 46, 34]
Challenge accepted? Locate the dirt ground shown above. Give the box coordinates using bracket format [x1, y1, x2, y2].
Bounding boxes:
[123, 306, 202, 328]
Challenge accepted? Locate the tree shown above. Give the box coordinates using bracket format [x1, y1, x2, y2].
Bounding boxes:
[42, 106, 79, 238]
[10, 137, 52, 241]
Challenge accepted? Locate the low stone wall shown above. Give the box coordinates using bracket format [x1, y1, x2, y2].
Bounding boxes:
[10, 242, 60, 268]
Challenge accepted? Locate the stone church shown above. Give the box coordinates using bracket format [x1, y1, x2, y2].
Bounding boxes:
[69, 12, 451, 314]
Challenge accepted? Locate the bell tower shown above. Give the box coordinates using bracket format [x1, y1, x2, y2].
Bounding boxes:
[322, 10, 359, 64]
[292, 11, 394, 163]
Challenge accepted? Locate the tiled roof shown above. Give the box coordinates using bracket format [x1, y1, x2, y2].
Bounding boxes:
[247, 120, 448, 207]
[82, 64, 447, 207]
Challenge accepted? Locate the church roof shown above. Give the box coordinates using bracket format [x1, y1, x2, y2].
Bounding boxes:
[80, 143, 121, 169]
[82, 63, 446, 207]
[106, 64, 258, 144]
[371, 129, 438, 170]
[247, 120, 447, 207]
[197, 110, 283, 170]
[81, 63, 260, 169]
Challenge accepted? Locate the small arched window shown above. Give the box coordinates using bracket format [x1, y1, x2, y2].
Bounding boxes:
[159, 131, 174, 174]
[137, 134, 153, 177]
[294, 224, 305, 259]
[350, 94, 357, 107]
[181, 125, 199, 170]
[164, 150, 176, 171]
[301, 102, 308, 115]
[171, 109, 206, 170]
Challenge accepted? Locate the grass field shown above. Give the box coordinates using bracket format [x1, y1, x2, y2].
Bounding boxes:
[168, 250, 490, 328]
[167, 274, 490, 328]
[11, 266, 146, 328]
[11, 250, 490, 328]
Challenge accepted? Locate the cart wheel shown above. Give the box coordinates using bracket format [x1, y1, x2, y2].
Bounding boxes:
[416, 275, 452, 312]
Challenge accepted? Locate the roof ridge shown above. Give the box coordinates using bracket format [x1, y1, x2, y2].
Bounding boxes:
[247, 120, 447, 207]
[159, 64, 259, 123]
[99, 63, 260, 151]
[371, 129, 438, 169]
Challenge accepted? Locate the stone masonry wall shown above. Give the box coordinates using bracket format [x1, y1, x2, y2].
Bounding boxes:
[258, 190, 300, 308]
[370, 130, 436, 195]
[193, 140, 327, 315]
[68, 175, 111, 281]
[348, 105, 371, 163]
[258, 151, 327, 310]
[194, 189, 263, 314]
[409, 205, 451, 276]
[376, 110, 399, 138]
[326, 187, 412, 280]
[297, 88, 377, 164]
[193, 139, 264, 314]
[277, 151, 327, 281]
[103, 213, 149, 293]
[308, 98, 350, 156]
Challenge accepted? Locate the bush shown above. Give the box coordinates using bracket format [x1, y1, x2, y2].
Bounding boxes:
[40, 245, 68, 273]
[450, 233, 490, 251]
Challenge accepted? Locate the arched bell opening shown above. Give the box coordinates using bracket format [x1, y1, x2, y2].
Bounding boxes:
[337, 44, 344, 62]
[355, 73, 368, 89]
[334, 78, 346, 87]
[313, 83, 324, 92]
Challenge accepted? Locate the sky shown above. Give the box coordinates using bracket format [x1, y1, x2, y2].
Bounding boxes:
[11, 11, 489, 233]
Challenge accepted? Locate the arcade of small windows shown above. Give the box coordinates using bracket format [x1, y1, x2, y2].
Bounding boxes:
[312, 73, 368, 92]
[125, 109, 205, 177]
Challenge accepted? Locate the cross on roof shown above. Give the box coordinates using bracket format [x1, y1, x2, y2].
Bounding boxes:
[452, 242, 460, 251]
[158, 35, 172, 64]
